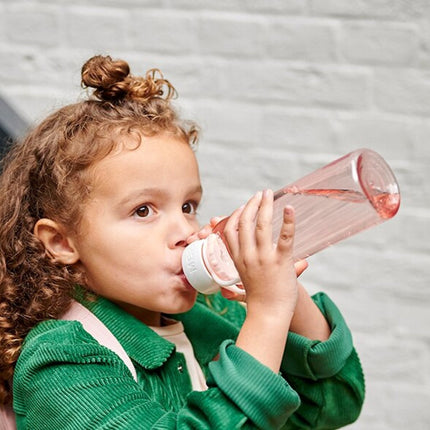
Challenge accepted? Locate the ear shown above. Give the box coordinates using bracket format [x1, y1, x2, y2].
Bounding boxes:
[34, 218, 80, 265]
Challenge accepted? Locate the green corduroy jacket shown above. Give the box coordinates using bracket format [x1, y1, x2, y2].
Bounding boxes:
[13, 292, 365, 429]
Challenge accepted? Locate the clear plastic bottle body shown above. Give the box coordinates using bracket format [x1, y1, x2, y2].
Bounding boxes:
[182, 148, 400, 294]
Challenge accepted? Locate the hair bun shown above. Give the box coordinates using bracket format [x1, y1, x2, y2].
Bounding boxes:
[81, 55, 175, 103]
[81, 55, 130, 102]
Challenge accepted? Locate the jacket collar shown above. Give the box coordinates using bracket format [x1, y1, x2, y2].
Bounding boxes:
[80, 293, 242, 371]
[82, 297, 175, 370]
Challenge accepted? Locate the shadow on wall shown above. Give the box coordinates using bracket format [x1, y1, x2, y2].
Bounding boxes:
[0, 96, 28, 160]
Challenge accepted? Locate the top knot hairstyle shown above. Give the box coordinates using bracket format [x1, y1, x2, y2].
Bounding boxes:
[81, 55, 176, 104]
[0, 55, 199, 404]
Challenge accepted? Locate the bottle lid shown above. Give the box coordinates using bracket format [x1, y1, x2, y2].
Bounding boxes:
[182, 239, 220, 294]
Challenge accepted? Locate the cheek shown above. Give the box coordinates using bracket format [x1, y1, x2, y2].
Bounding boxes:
[79, 232, 163, 281]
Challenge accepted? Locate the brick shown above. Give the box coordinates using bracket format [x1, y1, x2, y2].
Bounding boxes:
[152, 59, 221, 100]
[290, 65, 372, 110]
[1, 85, 71, 125]
[310, 0, 430, 20]
[311, 0, 386, 18]
[0, 4, 5, 40]
[413, 119, 430, 159]
[65, 7, 128, 49]
[165, 0, 305, 14]
[359, 381, 430, 429]
[0, 50, 40, 84]
[197, 14, 265, 57]
[263, 20, 336, 62]
[313, 275, 430, 339]
[130, 10, 199, 55]
[196, 142, 272, 221]
[249, 147, 305, 191]
[223, 61, 371, 110]
[391, 161, 430, 211]
[193, 100, 262, 145]
[197, 144, 262, 192]
[374, 69, 430, 116]
[300, 242, 425, 299]
[260, 108, 336, 153]
[0, 51, 72, 95]
[356, 336, 428, 384]
[418, 20, 430, 68]
[69, 0, 159, 6]
[340, 204, 430, 255]
[340, 22, 419, 66]
[4, 4, 60, 47]
[334, 117, 417, 160]
[366, 250, 429, 303]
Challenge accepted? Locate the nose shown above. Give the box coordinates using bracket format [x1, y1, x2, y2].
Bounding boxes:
[175, 238, 188, 248]
[168, 214, 198, 249]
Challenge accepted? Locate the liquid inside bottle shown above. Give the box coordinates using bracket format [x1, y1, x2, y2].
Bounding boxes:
[182, 148, 401, 294]
[271, 187, 400, 261]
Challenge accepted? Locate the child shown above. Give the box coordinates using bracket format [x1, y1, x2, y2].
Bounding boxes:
[0, 55, 364, 429]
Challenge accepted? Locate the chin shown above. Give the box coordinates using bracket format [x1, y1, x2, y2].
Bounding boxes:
[171, 293, 197, 314]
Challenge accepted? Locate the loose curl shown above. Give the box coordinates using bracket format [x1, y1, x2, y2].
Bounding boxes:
[0, 55, 199, 404]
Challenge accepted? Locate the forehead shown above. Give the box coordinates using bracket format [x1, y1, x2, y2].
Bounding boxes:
[88, 132, 201, 194]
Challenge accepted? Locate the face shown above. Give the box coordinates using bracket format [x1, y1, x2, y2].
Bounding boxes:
[71, 133, 202, 326]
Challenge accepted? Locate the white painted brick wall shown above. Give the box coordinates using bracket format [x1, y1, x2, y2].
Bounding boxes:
[0, 1, 429, 428]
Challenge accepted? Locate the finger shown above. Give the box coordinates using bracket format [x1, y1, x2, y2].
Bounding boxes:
[187, 216, 230, 244]
[221, 204, 245, 256]
[294, 259, 308, 277]
[223, 192, 261, 258]
[197, 224, 214, 239]
[236, 191, 263, 255]
[221, 286, 246, 302]
[210, 216, 226, 228]
[186, 224, 211, 243]
[186, 231, 201, 244]
[255, 189, 274, 251]
[276, 205, 295, 256]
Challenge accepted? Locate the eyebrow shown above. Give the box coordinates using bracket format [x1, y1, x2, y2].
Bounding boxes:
[117, 185, 203, 207]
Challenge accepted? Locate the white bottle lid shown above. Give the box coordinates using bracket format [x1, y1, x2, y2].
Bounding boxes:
[182, 239, 221, 294]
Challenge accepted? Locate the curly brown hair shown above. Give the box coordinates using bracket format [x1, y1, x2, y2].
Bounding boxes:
[0, 55, 199, 404]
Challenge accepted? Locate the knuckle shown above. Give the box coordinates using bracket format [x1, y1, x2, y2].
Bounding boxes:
[258, 255, 272, 266]
[241, 255, 252, 267]
[279, 231, 292, 241]
[238, 219, 248, 229]
[256, 220, 269, 231]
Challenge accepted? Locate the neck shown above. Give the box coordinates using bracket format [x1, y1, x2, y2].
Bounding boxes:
[112, 300, 162, 326]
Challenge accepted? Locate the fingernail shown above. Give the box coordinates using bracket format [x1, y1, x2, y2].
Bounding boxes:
[284, 205, 294, 215]
[263, 189, 273, 198]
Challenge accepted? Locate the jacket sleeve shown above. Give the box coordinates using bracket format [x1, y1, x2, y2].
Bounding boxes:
[13, 322, 300, 430]
[280, 292, 365, 429]
[193, 291, 365, 429]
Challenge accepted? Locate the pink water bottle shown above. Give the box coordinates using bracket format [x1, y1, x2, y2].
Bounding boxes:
[182, 148, 401, 294]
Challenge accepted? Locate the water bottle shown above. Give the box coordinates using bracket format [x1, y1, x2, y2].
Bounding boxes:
[182, 148, 401, 294]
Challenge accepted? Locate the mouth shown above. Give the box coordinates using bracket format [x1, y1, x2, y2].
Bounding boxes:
[177, 271, 195, 291]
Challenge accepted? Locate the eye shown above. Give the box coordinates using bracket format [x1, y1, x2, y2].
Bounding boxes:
[134, 205, 154, 218]
[182, 201, 198, 215]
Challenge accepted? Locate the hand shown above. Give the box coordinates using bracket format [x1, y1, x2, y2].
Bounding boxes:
[231, 190, 299, 373]
[221, 259, 308, 301]
[222, 189, 298, 315]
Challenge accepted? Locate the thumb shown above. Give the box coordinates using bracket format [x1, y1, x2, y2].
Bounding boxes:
[294, 260, 308, 277]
